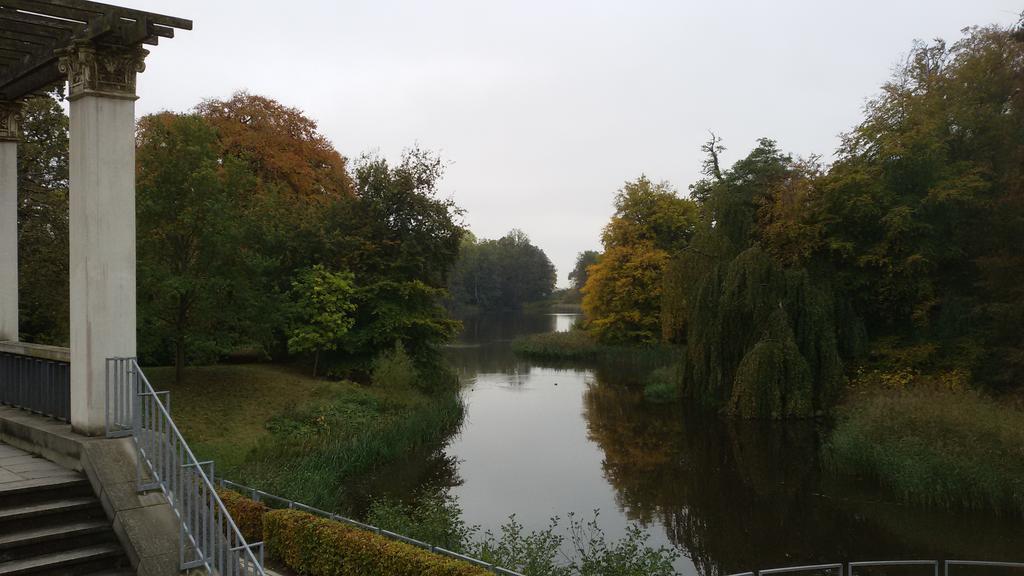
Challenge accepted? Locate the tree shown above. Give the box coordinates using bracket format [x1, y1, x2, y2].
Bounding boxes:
[322, 148, 465, 372]
[582, 176, 698, 343]
[567, 250, 600, 301]
[448, 230, 558, 311]
[17, 91, 69, 345]
[672, 141, 856, 417]
[288, 265, 356, 377]
[136, 113, 265, 383]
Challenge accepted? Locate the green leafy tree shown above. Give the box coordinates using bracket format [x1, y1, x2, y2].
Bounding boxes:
[323, 148, 464, 374]
[136, 113, 266, 383]
[568, 250, 600, 293]
[288, 265, 356, 376]
[448, 230, 556, 311]
[16, 91, 69, 345]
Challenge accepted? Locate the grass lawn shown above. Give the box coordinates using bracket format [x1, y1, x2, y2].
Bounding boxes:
[145, 362, 464, 513]
[147, 363, 346, 472]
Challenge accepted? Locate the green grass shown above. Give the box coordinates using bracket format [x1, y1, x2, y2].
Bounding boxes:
[643, 366, 681, 403]
[828, 388, 1024, 516]
[147, 362, 464, 512]
[512, 329, 676, 364]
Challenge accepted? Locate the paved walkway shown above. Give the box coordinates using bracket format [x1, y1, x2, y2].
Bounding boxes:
[0, 441, 79, 488]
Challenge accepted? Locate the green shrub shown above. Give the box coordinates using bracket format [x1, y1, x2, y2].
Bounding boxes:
[642, 366, 680, 403]
[366, 492, 474, 552]
[829, 388, 1024, 516]
[512, 330, 675, 364]
[372, 342, 419, 390]
[263, 508, 491, 576]
[217, 488, 268, 543]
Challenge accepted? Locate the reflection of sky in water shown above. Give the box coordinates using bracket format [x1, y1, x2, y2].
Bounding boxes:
[441, 312, 1024, 576]
[446, 313, 698, 575]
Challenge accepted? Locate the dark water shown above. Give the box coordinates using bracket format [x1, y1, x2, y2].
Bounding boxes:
[372, 312, 1024, 575]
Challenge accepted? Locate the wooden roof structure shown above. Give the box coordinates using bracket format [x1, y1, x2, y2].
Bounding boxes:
[0, 0, 190, 100]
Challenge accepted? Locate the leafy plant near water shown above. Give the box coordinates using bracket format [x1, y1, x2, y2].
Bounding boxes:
[828, 388, 1024, 516]
[642, 365, 680, 403]
[512, 330, 675, 365]
[237, 384, 465, 511]
[368, 493, 680, 576]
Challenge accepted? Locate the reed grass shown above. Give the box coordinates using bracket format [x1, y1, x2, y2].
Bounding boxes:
[828, 388, 1024, 516]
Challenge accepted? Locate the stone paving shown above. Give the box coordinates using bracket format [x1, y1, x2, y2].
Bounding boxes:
[0, 441, 80, 489]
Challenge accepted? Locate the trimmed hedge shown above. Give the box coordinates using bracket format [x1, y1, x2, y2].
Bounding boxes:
[264, 509, 491, 576]
[217, 489, 491, 576]
[217, 488, 268, 543]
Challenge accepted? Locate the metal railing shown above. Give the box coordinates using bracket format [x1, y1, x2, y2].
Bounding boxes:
[729, 560, 1024, 576]
[218, 478, 527, 576]
[106, 357, 265, 576]
[0, 348, 70, 421]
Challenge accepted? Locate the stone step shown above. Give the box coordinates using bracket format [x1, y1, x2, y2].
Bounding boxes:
[0, 476, 91, 509]
[0, 497, 100, 523]
[0, 520, 110, 550]
[0, 543, 124, 576]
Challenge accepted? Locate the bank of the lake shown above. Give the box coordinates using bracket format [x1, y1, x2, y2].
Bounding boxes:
[149, 363, 464, 513]
[512, 326, 1024, 520]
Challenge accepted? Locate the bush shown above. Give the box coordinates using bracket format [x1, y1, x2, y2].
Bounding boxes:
[366, 492, 474, 552]
[829, 388, 1024, 516]
[372, 342, 419, 390]
[642, 366, 680, 403]
[217, 488, 268, 543]
[512, 330, 675, 365]
[263, 508, 491, 576]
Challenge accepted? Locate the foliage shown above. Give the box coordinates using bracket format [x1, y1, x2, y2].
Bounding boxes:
[448, 230, 557, 311]
[240, 382, 464, 511]
[467, 512, 680, 576]
[817, 27, 1024, 389]
[829, 388, 1024, 516]
[643, 366, 680, 403]
[16, 91, 69, 345]
[511, 330, 675, 365]
[565, 250, 600, 303]
[323, 148, 465, 374]
[217, 488, 268, 543]
[136, 113, 268, 382]
[263, 508, 491, 576]
[288, 265, 356, 376]
[660, 131, 862, 418]
[367, 492, 475, 552]
[370, 342, 418, 390]
[582, 176, 698, 343]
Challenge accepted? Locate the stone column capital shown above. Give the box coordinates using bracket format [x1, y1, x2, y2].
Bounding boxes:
[58, 41, 149, 101]
[0, 100, 22, 142]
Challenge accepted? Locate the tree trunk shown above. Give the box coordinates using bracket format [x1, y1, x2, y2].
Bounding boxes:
[313, 350, 320, 378]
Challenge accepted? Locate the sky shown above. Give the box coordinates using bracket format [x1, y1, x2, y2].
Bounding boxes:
[128, 0, 1021, 287]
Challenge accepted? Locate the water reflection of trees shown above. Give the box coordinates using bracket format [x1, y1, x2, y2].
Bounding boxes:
[582, 382, 1024, 576]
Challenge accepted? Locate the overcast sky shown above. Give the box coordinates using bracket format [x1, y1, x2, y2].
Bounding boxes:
[129, 0, 1020, 286]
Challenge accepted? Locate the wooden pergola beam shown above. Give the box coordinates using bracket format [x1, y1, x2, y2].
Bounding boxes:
[0, 0, 189, 100]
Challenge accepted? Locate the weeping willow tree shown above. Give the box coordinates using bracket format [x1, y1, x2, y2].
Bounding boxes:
[672, 139, 864, 418]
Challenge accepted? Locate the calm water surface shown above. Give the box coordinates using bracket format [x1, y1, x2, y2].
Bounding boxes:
[369, 312, 1024, 575]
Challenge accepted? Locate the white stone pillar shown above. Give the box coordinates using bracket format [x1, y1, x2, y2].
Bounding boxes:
[60, 42, 147, 436]
[0, 102, 18, 343]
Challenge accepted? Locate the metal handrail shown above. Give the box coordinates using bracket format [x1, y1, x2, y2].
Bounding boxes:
[218, 478, 527, 576]
[730, 560, 1024, 576]
[106, 357, 265, 575]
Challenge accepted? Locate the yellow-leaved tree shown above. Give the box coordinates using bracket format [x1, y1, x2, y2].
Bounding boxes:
[582, 176, 698, 344]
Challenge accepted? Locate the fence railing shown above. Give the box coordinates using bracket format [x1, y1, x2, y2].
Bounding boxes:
[218, 478, 527, 576]
[729, 560, 1024, 576]
[106, 357, 265, 576]
[0, 342, 70, 421]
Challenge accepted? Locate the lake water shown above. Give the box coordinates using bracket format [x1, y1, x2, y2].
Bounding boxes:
[376, 312, 1024, 576]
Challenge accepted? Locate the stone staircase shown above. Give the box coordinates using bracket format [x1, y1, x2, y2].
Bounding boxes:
[0, 445, 132, 576]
